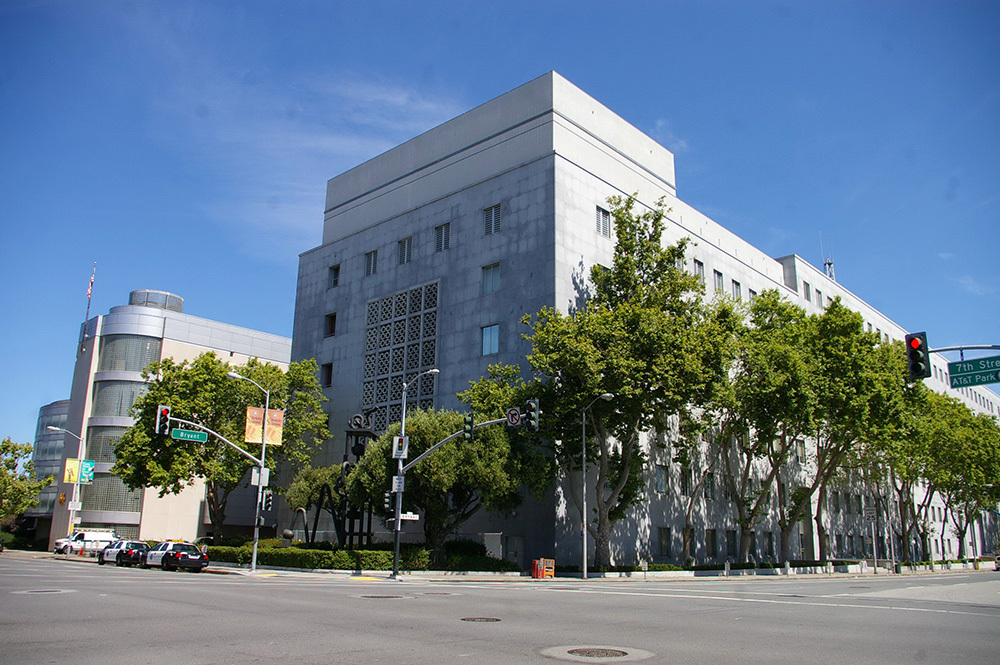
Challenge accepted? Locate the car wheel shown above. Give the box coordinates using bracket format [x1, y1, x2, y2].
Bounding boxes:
[140, 556, 149, 569]
[116, 553, 124, 567]
[161, 557, 172, 571]
[98, 553, 105, 565]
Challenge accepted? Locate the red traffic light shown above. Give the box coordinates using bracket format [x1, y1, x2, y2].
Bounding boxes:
[909, 337, 923, 350]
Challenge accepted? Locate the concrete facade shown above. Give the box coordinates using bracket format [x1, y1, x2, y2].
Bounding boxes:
[48, 290, 290, 549]
[293, 72, 999, 567]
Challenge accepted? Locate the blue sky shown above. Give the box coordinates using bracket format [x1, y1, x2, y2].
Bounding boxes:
[2, 1, 998, 446]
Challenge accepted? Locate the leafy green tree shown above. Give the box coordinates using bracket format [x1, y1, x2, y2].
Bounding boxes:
[930, 399, 1000, 559]
[347, 406, 537, 566]
[714, 290, 815, 562]
[524, 195, 738, 567]
[112, 353, 328, 539]
[1, 438, 53, 525]
[285, 464, 347, 515]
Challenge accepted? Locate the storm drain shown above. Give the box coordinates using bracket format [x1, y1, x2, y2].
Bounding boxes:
[568, 649, 628, 658]
[461, 617, 501, 622]
[361, 595, 404, 599]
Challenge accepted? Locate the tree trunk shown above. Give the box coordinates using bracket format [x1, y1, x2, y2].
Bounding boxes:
[593, 504, 612, 569]
[815, 484, 828, 562]
[739, 526, 755, 563]
[682, 525, 693, 566]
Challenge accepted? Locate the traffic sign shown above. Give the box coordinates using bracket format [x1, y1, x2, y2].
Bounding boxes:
[392, 475, 405, 493]
[399, 512, 420, 521]
[948, 355, 1000, 389]
[506, 407, 522, 427]
[171, 428, 208, 442]
[392, 436, 409, 459]
[863, 507, 876, 524]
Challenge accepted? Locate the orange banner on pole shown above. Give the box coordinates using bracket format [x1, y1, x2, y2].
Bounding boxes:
[244, 407, 284, 445]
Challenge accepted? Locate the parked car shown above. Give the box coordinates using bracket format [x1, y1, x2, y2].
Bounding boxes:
[142, 541, 209, 572]
[98, 540, 149, 567]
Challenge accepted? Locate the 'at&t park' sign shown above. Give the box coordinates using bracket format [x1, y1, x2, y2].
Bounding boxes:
[948, 355, 1000, 389]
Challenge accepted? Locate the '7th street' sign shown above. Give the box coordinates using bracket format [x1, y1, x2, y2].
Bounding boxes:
[948, 355, 1000, 389]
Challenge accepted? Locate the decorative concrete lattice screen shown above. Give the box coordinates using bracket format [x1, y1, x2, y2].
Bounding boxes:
[362, 282, 438, 432]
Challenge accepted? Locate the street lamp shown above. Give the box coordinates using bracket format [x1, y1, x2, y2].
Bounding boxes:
[48, 426, 84, 537]
[227, 370, 270, 574]
[581, 392, 614, 580]
[392, 367, 439, 579]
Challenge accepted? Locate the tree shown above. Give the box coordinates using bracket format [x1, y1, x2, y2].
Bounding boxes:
[715, 290, 815, 562]
[347, 406, 539, 566]
[1, 438, 52, 525]
[524, 195, 738, 567]
[112, 353, 328, 539]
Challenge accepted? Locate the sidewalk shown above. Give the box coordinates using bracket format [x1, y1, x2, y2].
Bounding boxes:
[5, 547, 997, 581]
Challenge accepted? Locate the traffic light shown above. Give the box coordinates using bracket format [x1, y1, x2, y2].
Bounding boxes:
[904, 332, 932, 381]
[262, 490, 273, 511]
[155, 405, 171, 435]
[383, 491, 392, 514]
[463, 413, 474, 442]
[526, 399, 540, 432]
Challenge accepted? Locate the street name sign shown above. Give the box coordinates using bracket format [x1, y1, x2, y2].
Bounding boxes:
[400, 512, 420, 521]
[171, 428, 208, 442]
[948, 355, 1000, 389]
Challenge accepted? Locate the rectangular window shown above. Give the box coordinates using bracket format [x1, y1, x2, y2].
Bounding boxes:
[713, 270, 724, 292]
[320, 363, 333, 388]
[748, 288, 757, 300]
[765, 531, 775, 559]
[654, 464, 668, 494]
[364, 250, 378, 277]
[726, 530, 738, 558]
[693, 260, 705, 284]
[484, 204, 501, 236]
[815, 289, 822, 306]
[481, 262, 500, 295]
[657, 527, 671, 558]
[803, 282, 812, 302]
[796, 439, 806, 463]
[324, 313, 337, 337]
[435, 223, 451, 252]
[681, 465, 692, 497]
[705, 529, 717, 559]
[327, 264, 340, 289]
[398, 237, 412, 266]
[704, 472, 714, 501]
[731, 280, 741, 299]
[481, 324, 499, 356]
[596, 206, 611, 237]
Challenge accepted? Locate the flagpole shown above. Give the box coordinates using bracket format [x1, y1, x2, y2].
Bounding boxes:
[81, 262, 96, 354]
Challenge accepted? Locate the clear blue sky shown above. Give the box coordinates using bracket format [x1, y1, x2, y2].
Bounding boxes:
[2, 1, 998, 446]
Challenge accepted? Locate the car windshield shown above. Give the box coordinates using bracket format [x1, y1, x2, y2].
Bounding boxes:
[176, 544, 200, 553]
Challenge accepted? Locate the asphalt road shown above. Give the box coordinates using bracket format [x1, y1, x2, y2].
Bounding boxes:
[2, 552, 998, 664]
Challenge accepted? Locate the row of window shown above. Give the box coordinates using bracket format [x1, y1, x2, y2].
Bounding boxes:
[691, 259, 758, 301]
[326, 204, 503, 287]
[655, 526, 878, 561]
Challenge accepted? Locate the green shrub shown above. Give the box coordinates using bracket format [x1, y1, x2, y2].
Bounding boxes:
[440, 553, 520, 572]
[258, 547, 334, 569]
[207, 546, 251, 565]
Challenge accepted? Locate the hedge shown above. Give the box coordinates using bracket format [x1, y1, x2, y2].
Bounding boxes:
[206, 545, 430, 571]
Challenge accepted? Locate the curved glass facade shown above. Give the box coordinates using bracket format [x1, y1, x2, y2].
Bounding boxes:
[85, 426, 128, 464]
[128, 289, 184, 312]
[81, 473, 142, 513]
[98, 335, 162, 373]
[91, 381, 147, 418]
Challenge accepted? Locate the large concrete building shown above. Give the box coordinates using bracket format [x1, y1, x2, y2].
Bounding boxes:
[48, 289, 290, 549]
[293, 72, 999, 567]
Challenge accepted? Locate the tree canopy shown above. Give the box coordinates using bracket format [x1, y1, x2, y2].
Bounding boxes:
[1, 438, 52, 525]
[112, 353, 328, 539]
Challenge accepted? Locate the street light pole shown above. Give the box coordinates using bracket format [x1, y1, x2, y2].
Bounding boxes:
[48, 426, 84, 538]
[227, 371, 270, 574]
[580, 393, 614, 579]
[392, 367, 439, 579]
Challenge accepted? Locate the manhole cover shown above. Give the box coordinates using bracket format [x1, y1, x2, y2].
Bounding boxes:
[539, 645, 655, 663]
[361, 595, 403, 599]
[568, 648, 628, 658]
[461, 617, 501, 622]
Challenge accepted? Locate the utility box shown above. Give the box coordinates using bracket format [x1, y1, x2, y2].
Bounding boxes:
[531, 558, 555, 579]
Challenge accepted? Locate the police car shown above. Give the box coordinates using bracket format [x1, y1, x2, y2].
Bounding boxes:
[141, 541, 209, 572]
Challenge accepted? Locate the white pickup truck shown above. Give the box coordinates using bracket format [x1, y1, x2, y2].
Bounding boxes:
[53, 530, 118, 556]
